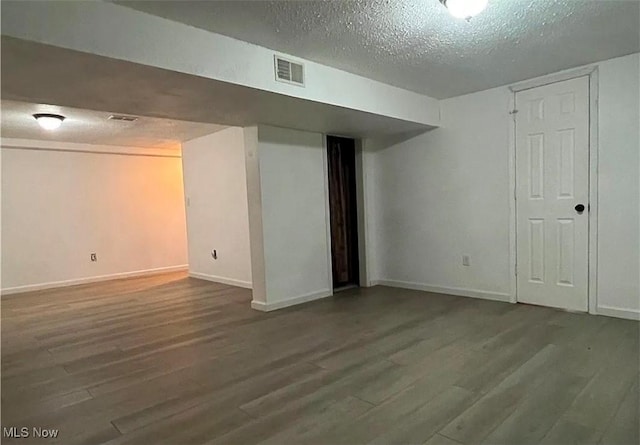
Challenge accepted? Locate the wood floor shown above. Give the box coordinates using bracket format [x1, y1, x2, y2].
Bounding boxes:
[2, 272, 638, 445]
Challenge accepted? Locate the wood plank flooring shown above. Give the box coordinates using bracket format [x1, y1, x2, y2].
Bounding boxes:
[2, 272, 638, 445]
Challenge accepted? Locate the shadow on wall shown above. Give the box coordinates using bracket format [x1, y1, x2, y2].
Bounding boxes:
[365, 129, 434, 152]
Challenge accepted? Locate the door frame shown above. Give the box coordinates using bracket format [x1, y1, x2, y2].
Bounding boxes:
[508, 65, 599, 314]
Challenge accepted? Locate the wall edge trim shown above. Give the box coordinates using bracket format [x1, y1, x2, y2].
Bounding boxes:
[188, 272, 252, 289]
[1, 264, 189, 296]
[596, 305, 640, 321]
[250, 289, 332, 312]
[375, 279, 512, 303]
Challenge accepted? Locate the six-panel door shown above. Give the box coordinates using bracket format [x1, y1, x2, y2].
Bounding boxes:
[515, 76, 590, 311]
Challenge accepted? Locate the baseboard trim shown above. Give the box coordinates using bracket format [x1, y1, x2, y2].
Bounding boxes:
[1, 264, 189, 296]
[188, 272, 252, 289]
[251, 289, 332, 312]
[596, 305, 640, 321]
[375, 279, 512, 303]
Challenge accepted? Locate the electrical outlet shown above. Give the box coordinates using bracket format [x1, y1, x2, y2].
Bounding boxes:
[211, 249, 217, 260]
[90, 253, 97, 262]
[462, 255, 470, 267]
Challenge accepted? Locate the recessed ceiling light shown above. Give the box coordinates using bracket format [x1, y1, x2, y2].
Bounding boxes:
[33, 113, 65, 130]
[440, 0, 488, 20]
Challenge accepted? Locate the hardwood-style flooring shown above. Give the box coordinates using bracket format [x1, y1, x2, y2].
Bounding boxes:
[2, 272, 638, 445]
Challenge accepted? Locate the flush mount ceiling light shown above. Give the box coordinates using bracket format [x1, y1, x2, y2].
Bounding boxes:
[33, 113, 65, 130]
[439, 0, 488, 20]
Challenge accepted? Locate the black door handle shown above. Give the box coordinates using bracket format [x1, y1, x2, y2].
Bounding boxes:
[575, 204, 585, 214]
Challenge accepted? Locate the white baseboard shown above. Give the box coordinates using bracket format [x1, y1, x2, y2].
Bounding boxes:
[188, 271, 252, 289]
[251, 289, 332, 312]
[596, 305, 640, 321]
[375, 279, 512, 303]
[375, 280, 639, 321]
[1, 264, 189, 296]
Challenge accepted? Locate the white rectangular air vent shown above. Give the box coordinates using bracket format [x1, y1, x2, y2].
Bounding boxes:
[108, 114, 138, 122]
[274, 55, 304, 86]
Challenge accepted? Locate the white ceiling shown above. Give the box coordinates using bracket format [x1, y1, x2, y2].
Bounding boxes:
[1, 100, 227, 149]
[116, 0, 640, 99]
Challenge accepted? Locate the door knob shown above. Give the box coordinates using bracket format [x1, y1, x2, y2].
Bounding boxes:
[575, 204, 585, 214]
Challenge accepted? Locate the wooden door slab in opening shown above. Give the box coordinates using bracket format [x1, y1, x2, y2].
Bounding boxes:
[515, 76, 590, 312]
[327, 136, 359, 289]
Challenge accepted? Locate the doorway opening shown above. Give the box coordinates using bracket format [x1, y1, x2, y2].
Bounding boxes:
[326, 135, 360, 290]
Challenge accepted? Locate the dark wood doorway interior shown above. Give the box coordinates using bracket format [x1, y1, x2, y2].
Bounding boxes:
[327, 135, 360, 289]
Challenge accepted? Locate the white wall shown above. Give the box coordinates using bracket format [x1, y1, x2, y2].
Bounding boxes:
[1, 140, 188, 293]
[367, 53, 640, 318]
[181, 128, 252, 288]
[247, 125, 332, 310]
[366, 87, 513, 302]
[243, 126, 267, 304]
[596, 53, 640, 316]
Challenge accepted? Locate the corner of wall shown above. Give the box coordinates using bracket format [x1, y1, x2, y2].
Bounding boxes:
[243, 126, 267, 304]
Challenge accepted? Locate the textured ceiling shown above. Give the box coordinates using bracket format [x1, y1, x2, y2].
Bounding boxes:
[1, 100, 226, 149]
[116, 0, 640, 99]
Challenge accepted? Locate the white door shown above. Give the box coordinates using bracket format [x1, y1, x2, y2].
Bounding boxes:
[515, 76, 590, 312]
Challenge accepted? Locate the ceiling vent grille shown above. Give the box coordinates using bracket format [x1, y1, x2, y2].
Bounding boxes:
[274, 55, 304, 86]
[108, 114, 138, 122]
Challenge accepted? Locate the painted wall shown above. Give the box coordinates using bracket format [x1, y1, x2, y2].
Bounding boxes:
[181, 128, 252, 288]
[596, 53, 640, 316]
[1, 139, 188, 293]
[247, 125, 332, 310]
[367, 53, 640, 318]
[243, 126, 267, 304]
[367, 87, 513, 302]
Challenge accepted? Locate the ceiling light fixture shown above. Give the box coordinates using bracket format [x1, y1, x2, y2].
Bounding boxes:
[439, 0, 488, 20]
[33, 113, 66, 130]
